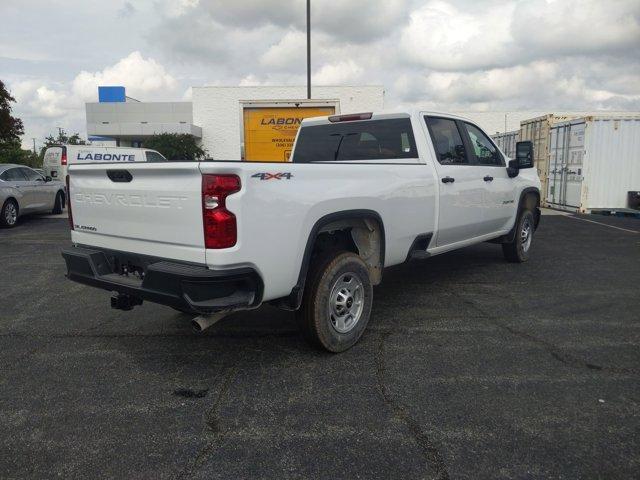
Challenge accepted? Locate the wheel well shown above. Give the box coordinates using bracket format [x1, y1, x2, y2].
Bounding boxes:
[3, 197, 18, 211]
[311, 217, 384, 285]
[490, 188, 541, 244]
[523, 190, 540, 211]
[522, 190, 541, 229]
[274, 211, 385, 311]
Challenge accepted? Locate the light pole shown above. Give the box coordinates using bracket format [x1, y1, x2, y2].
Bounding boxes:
[306, 0, 311, 100]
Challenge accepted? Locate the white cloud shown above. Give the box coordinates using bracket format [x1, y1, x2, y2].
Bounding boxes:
[260, 30, 306, 70]
[71, 51, 177, 102]
[399, 0, 515, 71]
[312, 60, 364, 85]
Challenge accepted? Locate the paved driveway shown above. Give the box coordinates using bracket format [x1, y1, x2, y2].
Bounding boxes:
[1, 212, 638, 479]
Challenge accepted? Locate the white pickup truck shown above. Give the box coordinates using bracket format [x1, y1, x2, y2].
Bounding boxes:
[62, 111, 541, 352]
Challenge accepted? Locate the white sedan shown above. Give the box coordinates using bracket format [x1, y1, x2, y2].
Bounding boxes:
[0, 163, 66, 228]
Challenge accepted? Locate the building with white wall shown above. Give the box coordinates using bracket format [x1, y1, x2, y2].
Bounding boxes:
[86, 100, 201, 147]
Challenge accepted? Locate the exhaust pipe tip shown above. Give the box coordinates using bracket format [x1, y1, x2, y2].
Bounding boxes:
[191, 313, 226, 333]
[191, 319, 205, 333]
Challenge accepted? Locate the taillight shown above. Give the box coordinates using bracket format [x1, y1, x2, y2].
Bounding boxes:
[66, 174, 73, 230]
[202, 174, 240, 249]
[61, 147, 67, 166]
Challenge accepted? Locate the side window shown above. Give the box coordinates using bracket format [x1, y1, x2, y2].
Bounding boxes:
[2, 168, 28, 181]
[293, 118, 417, 163]
[424, 117, 469, 165]
[21, 168, 43, 181]
[145, 151, 167, 162]
[464, 123, 504, 166]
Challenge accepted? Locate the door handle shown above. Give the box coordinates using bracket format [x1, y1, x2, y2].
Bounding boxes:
[441, 176, 455, 184]
[483, 176, 494, 182]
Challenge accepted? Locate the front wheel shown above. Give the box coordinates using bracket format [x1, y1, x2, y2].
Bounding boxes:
[502, 209, 535, 263]
[297, 251, 373, 353]
[1, 199, 18, 228]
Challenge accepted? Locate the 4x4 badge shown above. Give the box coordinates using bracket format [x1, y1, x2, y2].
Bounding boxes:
[251, 173, 293, 180]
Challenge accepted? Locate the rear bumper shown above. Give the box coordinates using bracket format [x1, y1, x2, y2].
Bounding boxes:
[61, 246, 263, 314]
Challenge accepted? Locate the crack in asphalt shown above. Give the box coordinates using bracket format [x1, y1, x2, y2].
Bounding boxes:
[177, 364, 238, 479]
[459, 295, 639, 376]
[375, 328, 450, 480]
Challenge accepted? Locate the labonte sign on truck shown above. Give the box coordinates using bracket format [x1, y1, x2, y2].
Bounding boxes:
[42, 145, 166, 180]
[62, 111, 541, 352]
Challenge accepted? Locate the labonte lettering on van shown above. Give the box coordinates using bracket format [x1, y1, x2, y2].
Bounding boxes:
[76, 151, 136, 162]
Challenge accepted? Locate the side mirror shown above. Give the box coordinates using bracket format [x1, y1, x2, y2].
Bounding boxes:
[516, 141, 534, 169]
[45, 176, 52, 182]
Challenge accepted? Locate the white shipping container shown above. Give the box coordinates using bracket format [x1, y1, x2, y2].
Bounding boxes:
[546, 115, 640, 212]
[491, 130, 519, 158]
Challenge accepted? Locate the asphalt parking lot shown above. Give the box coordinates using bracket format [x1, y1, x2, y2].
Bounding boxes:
[1, 211, 638, 479]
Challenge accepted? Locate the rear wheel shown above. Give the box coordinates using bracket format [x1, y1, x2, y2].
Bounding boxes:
[297, 251, 373, 352]
[1, 199, 18, 228]
[52, 191, 63, 214]
[502, 209, 535, 263]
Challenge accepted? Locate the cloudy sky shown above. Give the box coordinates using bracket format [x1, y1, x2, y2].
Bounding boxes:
[1, 0, 639, 148]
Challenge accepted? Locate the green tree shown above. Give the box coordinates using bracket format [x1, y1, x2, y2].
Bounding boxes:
[39, 129, 86, 161]
[144, 133, 207, 161]
[42, 129, 86, 148]
[0, 80, 24, 145]
[0, 79, 39, 167]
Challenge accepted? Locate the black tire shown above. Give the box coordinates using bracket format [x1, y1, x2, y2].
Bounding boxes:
[1, 199, 19, 228]
[297, 251, 373, 353]
[502, 209, 535, 263]
[52, 191, 63, 214]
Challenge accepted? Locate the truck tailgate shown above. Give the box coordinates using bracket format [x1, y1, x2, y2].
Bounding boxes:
[68, 163, 205, 264]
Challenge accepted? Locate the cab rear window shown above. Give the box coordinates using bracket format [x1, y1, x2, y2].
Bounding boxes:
[293, 118, 417, 163]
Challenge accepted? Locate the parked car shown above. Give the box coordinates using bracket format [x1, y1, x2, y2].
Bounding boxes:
[1, 164, 66, 228]
[62, 110, 541, 352]
[42, 145, 166, 180]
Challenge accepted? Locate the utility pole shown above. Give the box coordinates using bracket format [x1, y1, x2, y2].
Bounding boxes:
[32, 138, 36, 154]
[306, 0, 311, 100]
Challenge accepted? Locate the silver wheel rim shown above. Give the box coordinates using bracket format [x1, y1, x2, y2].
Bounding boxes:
[328, 272, 364, 334]
[521, 216, 532, 253]
[5, 203, 17, 225]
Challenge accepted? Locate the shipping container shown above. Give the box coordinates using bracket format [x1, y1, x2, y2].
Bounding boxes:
[519, 114, 580, 204]
[491, 130, 519, 158]
[546, 115, 640, 212]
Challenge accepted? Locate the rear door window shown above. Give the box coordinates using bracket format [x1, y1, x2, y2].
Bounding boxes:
[424, 117, 469, 165]
[463, 122, 504, 166]
[293, 118, 417, 163]
[20, 168, 43, 181]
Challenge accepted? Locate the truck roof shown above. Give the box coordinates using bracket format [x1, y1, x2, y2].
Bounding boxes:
[300, 109, 476, 126]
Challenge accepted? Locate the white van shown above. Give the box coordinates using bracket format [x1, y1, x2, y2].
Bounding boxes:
[42, 145, 166, 180]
